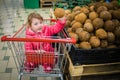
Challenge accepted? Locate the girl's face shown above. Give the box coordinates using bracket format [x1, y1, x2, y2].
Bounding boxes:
[31, 18, 43, 32]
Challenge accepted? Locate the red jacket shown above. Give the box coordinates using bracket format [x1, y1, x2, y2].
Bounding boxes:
[25, 19, 66, 52]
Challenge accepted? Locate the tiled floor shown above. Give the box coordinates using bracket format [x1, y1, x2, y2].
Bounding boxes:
[0, 0, 57, 80]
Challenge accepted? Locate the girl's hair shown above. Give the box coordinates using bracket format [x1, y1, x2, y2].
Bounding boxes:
[26, 12, 43, 27]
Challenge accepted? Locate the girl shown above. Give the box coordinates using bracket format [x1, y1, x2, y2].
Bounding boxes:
[25, 12, 66, 72]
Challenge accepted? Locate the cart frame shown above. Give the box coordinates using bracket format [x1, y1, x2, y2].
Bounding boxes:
[1, 19, 75, 80]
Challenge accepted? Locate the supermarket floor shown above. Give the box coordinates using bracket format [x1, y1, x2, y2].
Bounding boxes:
[0, 0, 57, 80]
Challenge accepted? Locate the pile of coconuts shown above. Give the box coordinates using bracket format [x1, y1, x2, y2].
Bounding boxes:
[64, 0, 120, 49]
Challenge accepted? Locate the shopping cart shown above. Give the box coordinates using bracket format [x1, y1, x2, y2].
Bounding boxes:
[1, 19, 76, 80]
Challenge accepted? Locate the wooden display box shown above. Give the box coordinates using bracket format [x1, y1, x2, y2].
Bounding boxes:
[40, 0, 62, 8]
[64, 51, 120, 80]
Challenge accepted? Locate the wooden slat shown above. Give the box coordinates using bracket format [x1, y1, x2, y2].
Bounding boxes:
[65, 50, 120, 78]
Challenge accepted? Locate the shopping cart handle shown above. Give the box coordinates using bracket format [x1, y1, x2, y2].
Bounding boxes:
[50, 19, 57, 22]
[1, 36, 7, 41]
[1, 35, 76, 44]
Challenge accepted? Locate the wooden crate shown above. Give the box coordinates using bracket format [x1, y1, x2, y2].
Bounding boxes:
[40, 0, 62, 8]
[65, 51, 120, 80]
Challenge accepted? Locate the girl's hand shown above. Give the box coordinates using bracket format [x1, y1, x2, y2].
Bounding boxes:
[57, 16, 66, 21]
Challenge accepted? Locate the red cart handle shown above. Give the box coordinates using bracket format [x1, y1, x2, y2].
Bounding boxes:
[1, 35, 76, 44]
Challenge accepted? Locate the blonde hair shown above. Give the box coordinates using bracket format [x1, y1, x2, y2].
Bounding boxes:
[26, 12, 43, 28]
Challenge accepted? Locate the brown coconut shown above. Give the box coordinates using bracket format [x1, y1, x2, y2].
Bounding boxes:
[75, 44, 79, 48]
[104, 20, 115, 32]
[72, 22, 82, 32]
[96, 28, 107, 39]
[69, 32, 79, 42]
[83, 23, 94, 32]
[67, 28, 72, 33]
[79, 42, 91, 49]
[96, 6, 108, 14]
[100, 40, 108, 48]
[112, 19, 120, 27]
[75, 28, 84, 34]
[78, 31, 90, 41]
[114, 26, 120, 39]
[111, 0, 119, 9]
[65, 20, 71, 28]
[73, 6, 81, 12]
[75, 13, 87, 24]
[89, 12, 98, 20]
[71, 20, 77, 26]
[66, 14, 74, 21]
[54, 8, 65, 18]
[94, 2, 103, 11]
[92, 18, 104, 29]
[89, 5, 95, 12]
[85, 19, 92, 23]
[80, 7, 90, 15]
[100, 11, 112, 21]
[112, 10, 120, 20]
[102, 2, 114, 10]
[65, 9, 71, 15]
[90, 36, 100, 48]
[107, 32, 115, 42]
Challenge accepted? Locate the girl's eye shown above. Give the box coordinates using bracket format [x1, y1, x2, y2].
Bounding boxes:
[34, 23, 38, 25]
[40, 22, 43, 24]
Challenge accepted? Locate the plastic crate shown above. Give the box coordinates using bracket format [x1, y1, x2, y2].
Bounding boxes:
[69, 45, 120, 65]
[24, 0, 39, 9]
[63, 29, 120, 65]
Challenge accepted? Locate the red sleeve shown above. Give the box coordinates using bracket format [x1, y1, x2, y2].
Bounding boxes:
[44, 19, 66, 36]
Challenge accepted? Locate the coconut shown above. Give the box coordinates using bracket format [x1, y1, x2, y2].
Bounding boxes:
[69, 32, 79, 42]
[85, 19, 92, 23]
[78, 31, 90, 41]
[54, 8, 65, 18]
[79, 42, 91, 49]
[66, 14, 74, 21]
[114, 26, 120, 39]
[92, 18, 104, 29]
[75, 13, 87, 24]
[80, 7, 90, 15]
[94, 2, 103, 11]
[102, 2, 114, 10]
[65, 20, 71, 28]
[97, 6, 108, 14]
[83, 23, 94, 32]
[67, 28, 72, 33]
[73, 6, 81, 12]
[107, 32, 115, 42]
[96, 28, 107, 39]
[71, 20, 77, 26]
[112, 10, 120, 20]
[65, 9, 71, 15]
[112, 19, 120, 27]
[100, 11, 112, 21]
[89, 12, 98, 20]
[104, 20, 115, 32]
[75, 28, 84, 34]
[89, 5, 95, 12]
[111, 0, 119, 9]
[75, 44, 79, 48]
[73, 11, 81, 17]
[100, 40, 108, 48]
[72, 22, 82, 32]
[90, 36, 100, 48]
